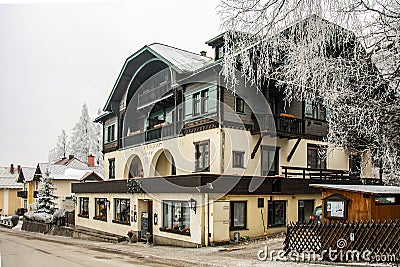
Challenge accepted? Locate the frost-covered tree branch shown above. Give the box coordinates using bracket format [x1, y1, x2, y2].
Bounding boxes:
[218, 0, 400, 184]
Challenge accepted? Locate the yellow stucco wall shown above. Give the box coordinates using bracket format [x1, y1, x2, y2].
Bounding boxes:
[225, 194, 322, 239]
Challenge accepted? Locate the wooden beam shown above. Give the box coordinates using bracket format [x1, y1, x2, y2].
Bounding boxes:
[287, 138, 302, 162]
[251, 133, 266, 159]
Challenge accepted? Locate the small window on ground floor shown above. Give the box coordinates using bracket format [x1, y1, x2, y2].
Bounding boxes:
[230, 201, 247, 230]
[162, 201, 190, 235]
[268, 200, 286, 227]
[94, 198, 107, 221]
[79, 197, 89, 218]
[113, 198, 130, 224]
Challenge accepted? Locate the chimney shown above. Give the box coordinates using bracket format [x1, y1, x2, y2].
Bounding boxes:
[10, 164, 14, 174]
[69, 155, 74, 160]
[200, 51, 207, 57]
[87, 155, 95, 167]
[17, 165, 21, 174]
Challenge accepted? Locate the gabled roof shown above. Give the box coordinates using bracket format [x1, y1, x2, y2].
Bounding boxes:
[148, 43, 211, 72]
[52, 168, 103, 181]
[104, 43, 212, 112]
[35, 164, 104, 182]
[17, 167, 36, 183]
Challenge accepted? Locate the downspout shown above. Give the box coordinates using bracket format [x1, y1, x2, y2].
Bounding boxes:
[205, 193, 209, 247]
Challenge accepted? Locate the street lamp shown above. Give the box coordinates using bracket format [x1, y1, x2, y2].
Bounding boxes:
[189, 198, 196, 214]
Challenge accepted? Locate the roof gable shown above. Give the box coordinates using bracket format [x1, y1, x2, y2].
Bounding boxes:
[104, 43, 211, 112]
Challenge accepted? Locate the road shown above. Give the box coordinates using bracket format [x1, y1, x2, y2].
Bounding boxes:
[0, 230, 162, 267]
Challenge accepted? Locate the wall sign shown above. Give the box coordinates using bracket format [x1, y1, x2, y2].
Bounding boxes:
[323, 194, 350, 220]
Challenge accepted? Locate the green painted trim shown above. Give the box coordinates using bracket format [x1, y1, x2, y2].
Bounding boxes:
[104, 45, 183, 112]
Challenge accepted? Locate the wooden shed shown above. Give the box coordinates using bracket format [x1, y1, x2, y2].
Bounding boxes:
[310, 184, 400, 222]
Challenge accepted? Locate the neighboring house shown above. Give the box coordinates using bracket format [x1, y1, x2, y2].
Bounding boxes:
[17, 155, 103, 210]
[0, 164, 23, 216]
[310, 184, 400, 222]
[16, 166, 36, 211]
[72, 18, 378, 247]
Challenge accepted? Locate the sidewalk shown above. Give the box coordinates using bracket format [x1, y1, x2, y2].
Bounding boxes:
[0, 225, 392, 267]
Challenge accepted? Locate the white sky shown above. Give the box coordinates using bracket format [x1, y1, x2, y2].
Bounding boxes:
[0, 0, 221, 167]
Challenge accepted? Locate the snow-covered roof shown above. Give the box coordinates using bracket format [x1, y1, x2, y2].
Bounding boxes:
[310, 184, 400, 195]
[0, 177, 21, 189]
[19, 167, 36, 182]
[52, 168, 103, 181]
[0, 167, 19, 179]
[148, 43, 212, 72]
[0, 167, 21, 189]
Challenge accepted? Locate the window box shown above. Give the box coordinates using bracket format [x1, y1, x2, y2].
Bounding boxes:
[159, 226, 190, 236]
[93, 216, 107, 222]
[112, 219, 131, 226]
[77, 214, 89, 219]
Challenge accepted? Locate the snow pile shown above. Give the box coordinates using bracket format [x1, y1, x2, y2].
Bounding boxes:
[24, 211, 53, 224]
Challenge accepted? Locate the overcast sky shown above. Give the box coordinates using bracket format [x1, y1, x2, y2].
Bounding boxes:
[0, 0, 220, 167]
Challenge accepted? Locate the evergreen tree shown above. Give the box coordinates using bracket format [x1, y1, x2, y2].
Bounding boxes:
[69, 103, 96, 163]
[48, 129, 68, 162]
[36, 170, 57, 215]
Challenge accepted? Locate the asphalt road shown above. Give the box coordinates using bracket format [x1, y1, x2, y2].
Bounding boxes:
[0, 230, 160, 267]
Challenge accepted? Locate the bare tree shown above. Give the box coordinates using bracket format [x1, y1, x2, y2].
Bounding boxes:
[218, 0, 400, 184]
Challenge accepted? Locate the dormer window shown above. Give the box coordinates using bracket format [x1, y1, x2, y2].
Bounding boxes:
[216, 44, 224, 60]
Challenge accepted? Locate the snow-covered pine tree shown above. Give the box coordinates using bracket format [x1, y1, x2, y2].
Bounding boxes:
[48, 129, 68, 162]
[36, 170, 57, 215]
[69, 103, 96, 163]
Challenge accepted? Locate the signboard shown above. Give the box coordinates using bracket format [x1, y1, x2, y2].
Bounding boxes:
[328, 201, 344, 217]
[324, 194, 349, 220]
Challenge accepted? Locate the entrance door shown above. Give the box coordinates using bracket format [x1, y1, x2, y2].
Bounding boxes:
[298, 200, 314, 223]
[140, 201, 153, 241]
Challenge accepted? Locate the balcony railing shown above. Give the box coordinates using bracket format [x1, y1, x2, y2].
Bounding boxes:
[281, 166, 383, 184]
[254, 114, 305, 135]
[122, 121, 183, 147]
[137, 82, 171, 108]
[17, 190, 28, 198]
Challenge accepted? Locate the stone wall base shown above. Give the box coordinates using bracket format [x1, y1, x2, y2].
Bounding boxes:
[153, 234, 201, 248]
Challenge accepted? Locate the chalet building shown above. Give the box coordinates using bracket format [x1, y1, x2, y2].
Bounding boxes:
[72, 21, 379, 247]
[17, 155, 103, 210]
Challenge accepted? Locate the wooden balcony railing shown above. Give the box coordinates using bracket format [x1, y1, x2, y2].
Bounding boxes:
[254, 114, 305, 135]
[122, 121, 183, 147]
[137, 82, 171, 108]
[17, 190, 28, 198]
[281, 166, 381, 184]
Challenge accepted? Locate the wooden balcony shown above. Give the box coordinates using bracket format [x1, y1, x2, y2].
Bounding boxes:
[122, 121, 183, 148]
[253, 114, 305, 137]
[17, 190, 28, 198]
[281, 166, 382, 184]
[137, 82, 171, 109]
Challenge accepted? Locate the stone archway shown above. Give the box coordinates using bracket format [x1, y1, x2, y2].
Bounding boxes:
[151, 149, 176, 177]
[125, 154, 144, 178]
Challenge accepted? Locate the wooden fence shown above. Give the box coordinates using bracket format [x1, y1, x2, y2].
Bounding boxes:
[284, 220, 400, 263]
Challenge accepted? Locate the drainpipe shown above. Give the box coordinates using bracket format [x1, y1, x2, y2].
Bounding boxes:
[205, 193, 209, 247]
